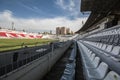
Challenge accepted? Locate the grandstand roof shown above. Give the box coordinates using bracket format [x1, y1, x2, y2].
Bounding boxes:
[81, 0, 120, 12]
[77, 0, 120, 33]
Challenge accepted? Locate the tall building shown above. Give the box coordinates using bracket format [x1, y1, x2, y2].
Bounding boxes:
[56, 27, 61, 35]
[66, 28, 70, 34]
[56, 27, 73, 35]
[61, 27, 66, 35]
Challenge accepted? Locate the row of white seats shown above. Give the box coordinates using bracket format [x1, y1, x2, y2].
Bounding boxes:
[86, 25, 120, 38]
[60, 46, 76, 80]
[84, 41, 120, 61]
[87, 32, 113, 38]
[77, 41, 120, 80]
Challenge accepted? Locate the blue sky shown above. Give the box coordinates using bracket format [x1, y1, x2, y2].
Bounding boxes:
[0, 0, 88, 33]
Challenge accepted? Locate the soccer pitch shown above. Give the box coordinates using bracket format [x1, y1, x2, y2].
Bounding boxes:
[0, 39, 54, 52]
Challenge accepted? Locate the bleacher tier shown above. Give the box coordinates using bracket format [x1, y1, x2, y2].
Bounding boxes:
[77, 25, 120, 80]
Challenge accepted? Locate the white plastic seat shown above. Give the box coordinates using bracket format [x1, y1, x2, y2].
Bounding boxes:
[102, 44, 107, 50]
[90, 53, 95, 61]
[87, 49, 90, 52]
[77, 42, 91, 63]
[77, 42, 95, 69]
[108, 46, 120, 61]
[83, 51, 92, 62]
[84, 58, 94, 69]
[98, 43, 103, 48]
[97, 43, 100, 47]
[84, 54, 95, 68]
[85, 57, 100, 68]
[87, 48, 91, 53]
[92, 57, 100, 68]
[87, 62, 108, 79]
[86, 50, 92, 58]
[111, 46, 120, 56]
[106, 45, 113, 52]
[96, 43, 99, 47]
[104, 71, 120, 80]
[94, 42, 98, 47]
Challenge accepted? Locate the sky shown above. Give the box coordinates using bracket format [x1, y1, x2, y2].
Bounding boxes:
[0, 0, 88, 33]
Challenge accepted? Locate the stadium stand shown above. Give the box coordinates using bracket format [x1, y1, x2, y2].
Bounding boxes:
[18, 33, 26, 37]
[0, 29, 43, 39]
[1, 0, 120, 80]
[8, 33, 19, 38]
[76, 0, 120, 80]
[0, 32, 8, 38]
[29, 35, 35, 38]
[36, 35, 43, 38]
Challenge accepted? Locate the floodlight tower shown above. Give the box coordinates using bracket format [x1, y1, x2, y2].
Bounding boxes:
[12, 22, 14, 30]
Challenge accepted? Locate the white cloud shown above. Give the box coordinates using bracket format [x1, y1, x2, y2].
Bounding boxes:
[0, 10, 87, 33]
[55, 0, 80, 18]
[18, 2, 45, 15]
[56, 0, 75, 10]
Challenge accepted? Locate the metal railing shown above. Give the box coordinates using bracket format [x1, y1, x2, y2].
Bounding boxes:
[0, 48, 51, 77]
[0, 41, 65, 78]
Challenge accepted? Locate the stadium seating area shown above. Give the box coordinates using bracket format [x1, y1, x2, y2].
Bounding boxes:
[0, 32, 7, 37]
[0, 29, 43, 39]
[77, 25, 120, 80]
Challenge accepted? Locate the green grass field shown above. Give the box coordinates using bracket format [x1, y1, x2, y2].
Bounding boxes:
[0, 39, 54, 52]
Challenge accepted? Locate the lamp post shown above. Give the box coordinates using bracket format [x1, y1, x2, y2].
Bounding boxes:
[12, 22, 14, 30]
